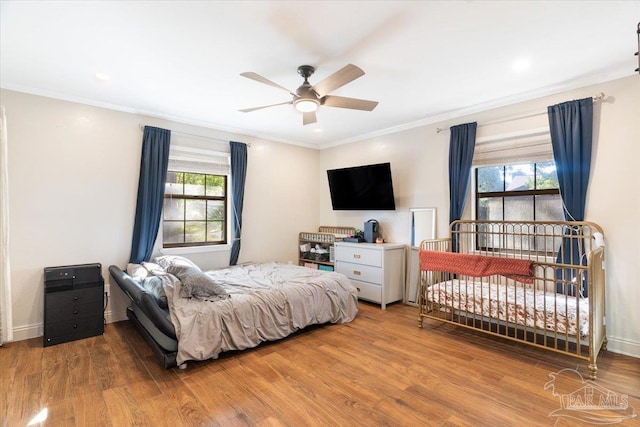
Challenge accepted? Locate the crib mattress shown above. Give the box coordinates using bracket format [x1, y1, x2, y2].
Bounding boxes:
[427, 280, 589, 337]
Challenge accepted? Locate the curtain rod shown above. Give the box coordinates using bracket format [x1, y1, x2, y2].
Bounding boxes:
[435, 92, 606, 134]
[138, 123, 250, 146]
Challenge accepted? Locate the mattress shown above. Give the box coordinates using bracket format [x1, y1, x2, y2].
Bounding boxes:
[165, 262, 359, 365]
[427, 279, 589, 337]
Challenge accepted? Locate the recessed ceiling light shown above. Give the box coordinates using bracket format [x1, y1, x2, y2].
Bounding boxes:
[95, 72, 111, 82]
[512, 58, 531, 72]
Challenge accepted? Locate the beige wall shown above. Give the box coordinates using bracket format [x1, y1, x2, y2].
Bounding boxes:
[319, 75, 640, 357]
[1, 89, 318, 339]
[3, 75, 639, 358]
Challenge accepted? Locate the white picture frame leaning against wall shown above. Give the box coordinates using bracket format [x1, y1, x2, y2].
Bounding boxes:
[407, 208, 437, 305]
[410, 207, 436, 247]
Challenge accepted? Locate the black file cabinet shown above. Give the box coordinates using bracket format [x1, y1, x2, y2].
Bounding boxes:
[43, 263, 104, 347]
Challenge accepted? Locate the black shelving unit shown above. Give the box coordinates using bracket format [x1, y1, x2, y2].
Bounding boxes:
[43, 263, 104, 347]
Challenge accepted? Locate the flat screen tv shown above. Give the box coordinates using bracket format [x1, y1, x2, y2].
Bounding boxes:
[327, 162, 396, 210]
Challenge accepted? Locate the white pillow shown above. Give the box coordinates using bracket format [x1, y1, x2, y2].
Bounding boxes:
[153, 255, 201, 271]
[126, 263, 150, 282]
[141, 261, 181, 290]
[141, 262, 165, 276]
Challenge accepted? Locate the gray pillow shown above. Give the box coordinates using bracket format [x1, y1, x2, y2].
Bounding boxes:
[140, 276, 169, 309]
[166, 265, 229, 301]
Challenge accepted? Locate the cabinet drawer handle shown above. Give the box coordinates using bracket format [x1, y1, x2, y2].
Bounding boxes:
[73, 324, 78, 329]
[73, 296, 79, 301]
[353, 270, 361, 276]
[356, 287, 361, 292]
[73, 309, 79, 315]
[353, 254, 361, 259]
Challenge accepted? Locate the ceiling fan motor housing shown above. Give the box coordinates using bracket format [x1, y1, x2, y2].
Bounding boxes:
[297, 65, 315, 80]
[294, 66, 320, 112]
[240, 63, 375, 123]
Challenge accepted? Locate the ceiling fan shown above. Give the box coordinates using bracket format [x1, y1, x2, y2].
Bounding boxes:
[239, 64, 378, 125]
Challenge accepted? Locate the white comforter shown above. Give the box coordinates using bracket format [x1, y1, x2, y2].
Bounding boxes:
[165, 262, 359, 365]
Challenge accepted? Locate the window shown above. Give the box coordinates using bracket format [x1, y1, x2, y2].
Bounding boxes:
[163, 171, 227, 248]
[475, 161, 564, 252]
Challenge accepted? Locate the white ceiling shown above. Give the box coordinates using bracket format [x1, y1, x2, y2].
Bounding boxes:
[1, 1, 639, 149]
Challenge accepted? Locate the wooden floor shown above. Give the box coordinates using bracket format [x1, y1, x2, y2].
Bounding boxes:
[2, 302, 639, 427]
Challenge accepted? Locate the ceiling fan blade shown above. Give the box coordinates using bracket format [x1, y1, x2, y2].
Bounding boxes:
[322, 95, 378, 111]
[312, 64, 365, 97]
[240, 72, 296, 96]
[239, 100, 293, 113]
[303, 111, 317, 126]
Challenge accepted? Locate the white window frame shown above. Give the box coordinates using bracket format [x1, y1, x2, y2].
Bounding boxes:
[160, 144, 233, 254]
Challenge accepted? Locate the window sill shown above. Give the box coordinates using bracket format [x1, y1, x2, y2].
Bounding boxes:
[160, 244, 232, 255]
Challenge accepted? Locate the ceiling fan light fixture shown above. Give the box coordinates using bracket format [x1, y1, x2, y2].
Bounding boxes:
[294, 99, 319, 113]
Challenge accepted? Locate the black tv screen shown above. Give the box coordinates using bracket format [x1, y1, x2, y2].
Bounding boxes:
[327, 163, 396, 210]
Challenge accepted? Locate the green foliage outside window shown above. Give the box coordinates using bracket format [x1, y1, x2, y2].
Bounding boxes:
[163, 171, 227, 247]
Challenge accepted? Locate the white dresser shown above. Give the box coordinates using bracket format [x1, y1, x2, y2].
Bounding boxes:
[334, 242, 405, 310]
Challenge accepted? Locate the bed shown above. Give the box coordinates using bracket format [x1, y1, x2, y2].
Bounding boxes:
[109, 257, 359, 368]
[418, 220, 606, 379]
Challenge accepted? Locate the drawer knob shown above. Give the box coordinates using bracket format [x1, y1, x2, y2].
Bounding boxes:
[356, 287, 361, 292]
[73, 324, 78, 329]
[73, 309, 78, 315]
[354, 270, 361, 276]
[73, 296, 79, 301]
[353, 254, 361, 259]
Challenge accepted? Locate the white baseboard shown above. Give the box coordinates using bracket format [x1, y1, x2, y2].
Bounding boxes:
[105, 308, 128, 324]
[12, 322, 43, 342]
[606, 336, 640, 359]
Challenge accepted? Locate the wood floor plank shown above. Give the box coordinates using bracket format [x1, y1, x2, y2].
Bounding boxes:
[41, 346, 72, 405]
[64, 339, 98, 389]
[102, 385, 149, 426]
[5, 372, 43, 426]
[71, 383, 111, 427]
[2, 302, 639, 426]
[85, 335, 129, 391]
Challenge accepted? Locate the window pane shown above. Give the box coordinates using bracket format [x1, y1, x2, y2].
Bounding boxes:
[536, 194, 565, 221]
[533, 194, 565, 253]
[536, 161, 560, 189]
[477, 166, 504, 193]
[163, 198, 184, 221]
[183, 173, 205, 196]
[505, 164, 534, 191]
[504, 221, 532, 251]
[163, 221, 184, 244]
[478, 197, 503, 221]
[163, 170, 227, 247]
[504, 196, 533, 221]
[207, 200, 225, 221]
[206, 175, 225, 197]
[165, 172, 184, 195]
[185, 200, 206, 220]
[207, 221, 224, 242]
[185, 221, 206, 243]
[477, 223, 502, 250]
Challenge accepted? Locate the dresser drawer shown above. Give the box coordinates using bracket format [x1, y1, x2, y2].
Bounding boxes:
[336, 261, 382, 284]
[351, 280, 382, 303]
[335, 245, 382, 267]
[45, 286, 103, 322]
[44, 315, 104, 346]
[45, 298, 104, 323]
[46, 286, 103, 305]
[45, 314, 104, 337]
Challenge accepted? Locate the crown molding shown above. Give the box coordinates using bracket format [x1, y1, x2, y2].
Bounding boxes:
[318, 68, 634, 150]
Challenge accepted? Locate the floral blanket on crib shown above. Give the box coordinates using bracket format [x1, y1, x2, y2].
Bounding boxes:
[427, 279, 589, 337]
